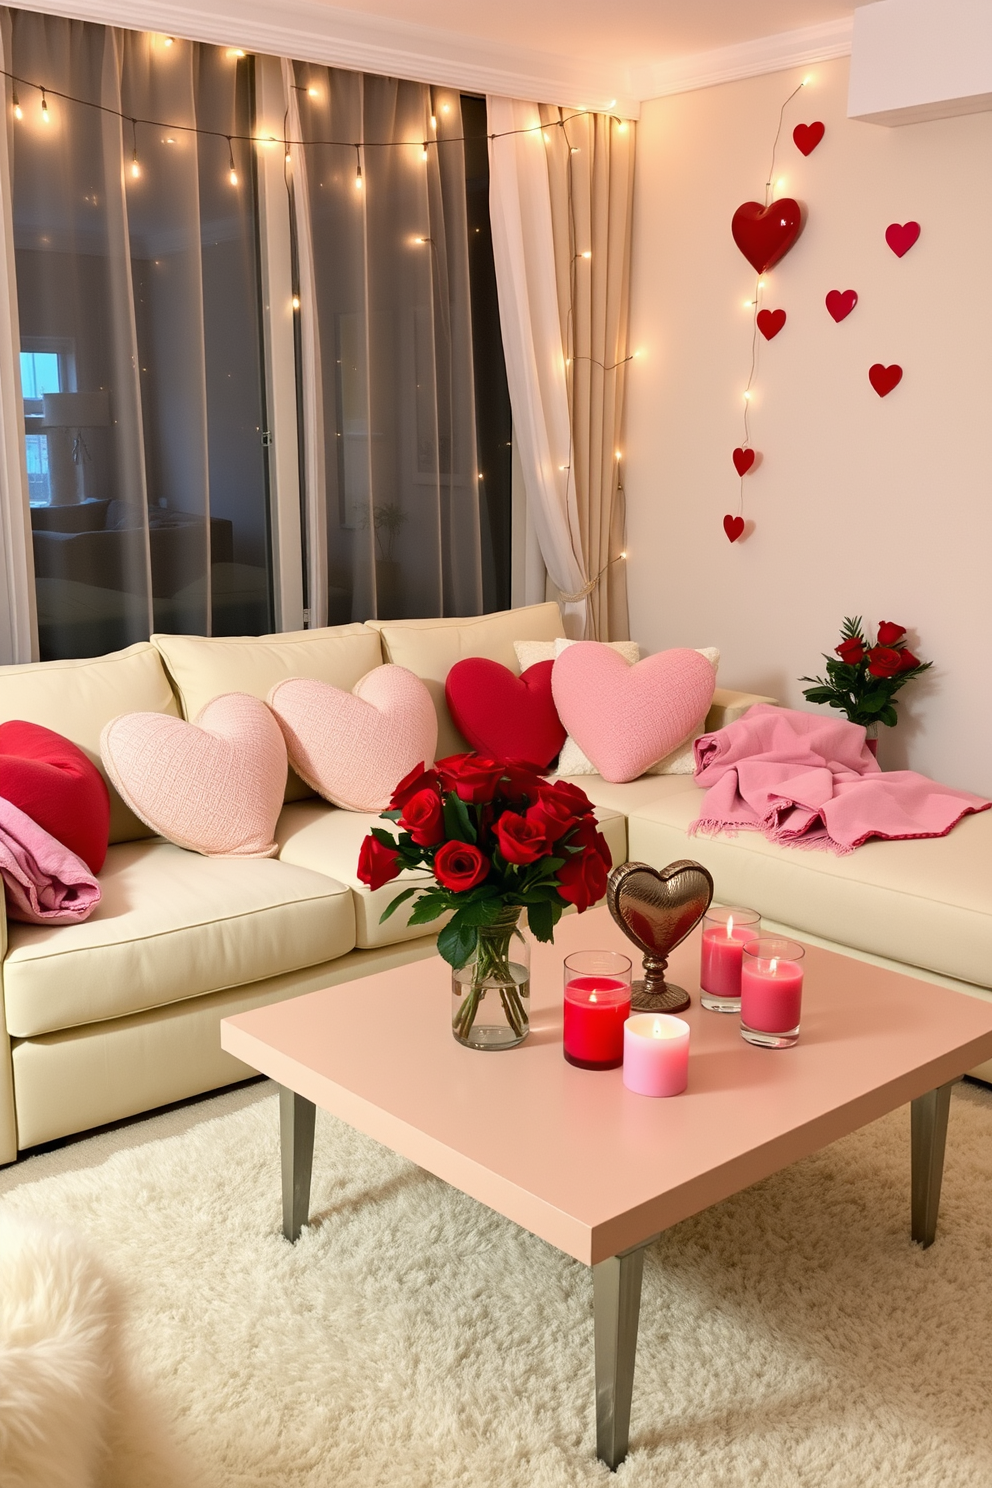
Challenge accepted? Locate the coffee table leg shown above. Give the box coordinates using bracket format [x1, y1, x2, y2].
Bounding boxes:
[593, 1241, 650, 1470]
[280, 1086, 315, 1242]
[911, 1080, 954, 1248]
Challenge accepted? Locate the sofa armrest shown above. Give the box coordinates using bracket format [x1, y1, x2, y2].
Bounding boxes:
[705, 687, 778, 732]
[0, 895, 15, 1164]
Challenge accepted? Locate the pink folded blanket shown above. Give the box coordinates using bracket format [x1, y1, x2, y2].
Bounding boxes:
[691, 705, 990, 855]
[0, 796, 101, 923]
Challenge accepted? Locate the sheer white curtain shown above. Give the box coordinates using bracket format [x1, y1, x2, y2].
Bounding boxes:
[3, 13, 272, 658]
[488, 96, 635, 641]
[289, 67, 483, 624]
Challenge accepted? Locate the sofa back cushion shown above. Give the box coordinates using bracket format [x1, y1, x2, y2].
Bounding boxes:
[151, 625, 384, 801]
[366, 602, 565, 758]
[0, 642, 179, 844]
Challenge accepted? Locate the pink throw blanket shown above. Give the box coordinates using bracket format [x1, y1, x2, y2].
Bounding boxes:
[691, 706, 990, 855]
[0, 796, 101, 923]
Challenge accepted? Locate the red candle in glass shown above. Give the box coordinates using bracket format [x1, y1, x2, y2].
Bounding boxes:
[563, 950, 632, 1070]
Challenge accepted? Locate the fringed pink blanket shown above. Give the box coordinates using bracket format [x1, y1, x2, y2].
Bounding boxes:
[0, 796, 101, 923]
[691, 705, 990, 855]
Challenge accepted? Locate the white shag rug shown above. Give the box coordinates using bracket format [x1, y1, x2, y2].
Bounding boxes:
[3, 1079, 992, 1488]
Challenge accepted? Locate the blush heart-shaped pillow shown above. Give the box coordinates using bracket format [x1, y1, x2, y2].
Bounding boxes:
[552, 646, 716, 784]
[268, 665, 437, 812]
[0, 720, 110, 873]
[445, 659, 565, 770]
[100, 693, 288, 858]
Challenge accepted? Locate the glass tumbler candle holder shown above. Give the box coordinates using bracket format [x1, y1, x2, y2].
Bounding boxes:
[740, 939, 805, 1049]
[563, 950, 632, 1070]
[699, 906, 761, 1012]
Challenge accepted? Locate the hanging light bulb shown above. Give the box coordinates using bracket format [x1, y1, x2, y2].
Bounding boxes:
[40, 89, 50, 124]
[130, 119, 140, 179]
[12, 91, 22, 121]
[227, 137, 238, 187]
[131, 153, 140, 179]
[292, 294, 300, 310]
[163, 36, 174, 47]
[354, 145, 363, 189]
[421, 141, 428, 161]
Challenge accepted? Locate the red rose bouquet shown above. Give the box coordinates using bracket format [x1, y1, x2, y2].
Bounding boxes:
[357, 754, 611, 1045]
[800, 617, 931, 737]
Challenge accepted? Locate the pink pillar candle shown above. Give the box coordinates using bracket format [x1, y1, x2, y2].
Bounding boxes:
[740, 939, 805, 1048]
[699, 907, 760, 1011]
[622, 1014, 690, 1097]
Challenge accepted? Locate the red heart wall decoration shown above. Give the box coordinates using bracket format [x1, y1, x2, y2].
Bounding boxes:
[731, 199, 804, 275]
[723, 515, 745, 543]
[756, 308, 786, 340]
[885, 221, 920, 257]
[825, 289, 858, 322]
[732, 447, 755, 477]
[793, 121, 825, 156]
[869, 363, 903, 397]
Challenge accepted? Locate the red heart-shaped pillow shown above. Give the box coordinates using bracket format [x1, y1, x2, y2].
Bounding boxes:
[0, 721, 110, 873]
[445, 660, 566, 770]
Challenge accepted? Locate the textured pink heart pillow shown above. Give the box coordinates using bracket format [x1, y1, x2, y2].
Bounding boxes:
[267, 665, 438, 812]
[100, 693, 288, 858]
[551, 644, 716, 784]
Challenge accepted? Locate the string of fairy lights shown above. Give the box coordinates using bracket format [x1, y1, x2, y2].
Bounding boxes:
[4, 42, 635, 611]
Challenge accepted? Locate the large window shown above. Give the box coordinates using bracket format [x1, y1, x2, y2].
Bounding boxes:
[3, 12, 512, 658]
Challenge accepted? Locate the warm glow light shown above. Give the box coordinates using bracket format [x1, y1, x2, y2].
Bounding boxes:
[130, 159, 140, 179]
[726, 914, 734, 939]
[543, 131, 551, 142]
[226, 48, 246, 58]
[770, 957, 779, 975]
[776, 177, 786, 191]
[581, 250, 591, 259]
[615, 450, 622, 460]
[229, 168, 238, 186]
[441, 103, 450, 113]
[570, 146, 579, 154]
[617, 121, 628, 133]
[40, 94, 50, 123]
[355, 171, 363, 189]
[165, 136, 176, 145]
[292, 295, 300, 309]
[12, 96, 22, 121]
[308, 86, 319, 98]
[421, 143, 428, 160]
[285, 149, 292, 164]
[619, 550, 627, 560]
[430, 114, 437, 131]
[803, 75, 812, 86]
[758, 278, 767, 288]
[163, 36, 174, 46]
[743, 391, 751, 401]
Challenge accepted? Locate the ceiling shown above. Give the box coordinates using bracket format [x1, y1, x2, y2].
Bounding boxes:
[302, 0, 877, 68]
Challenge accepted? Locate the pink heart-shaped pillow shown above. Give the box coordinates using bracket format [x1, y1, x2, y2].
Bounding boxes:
[267, 666, 438, 812]
[552, 645, 716, 784]
[100, 694, 288, 857]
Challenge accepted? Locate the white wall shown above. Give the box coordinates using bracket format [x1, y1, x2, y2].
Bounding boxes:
[623, 57, 992, 794]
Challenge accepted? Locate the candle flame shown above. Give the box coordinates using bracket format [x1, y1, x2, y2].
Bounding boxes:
[652, 1019, 663, 1038]
[726, 914, 734, 938]
[589, 992, 597, 1003]
[770, 957, 779, 975]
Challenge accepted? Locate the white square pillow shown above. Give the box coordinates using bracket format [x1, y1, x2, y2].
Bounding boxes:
[513, 639, 719, 777]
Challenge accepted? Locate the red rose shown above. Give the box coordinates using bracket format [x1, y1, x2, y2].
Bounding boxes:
[876, 622, 906, 647]
[357, 834, 402, 891]
[543, 779, 595, 817]
[896, 647, 921, 672]
[528, 780, 593, 843]
[389, 762, 439, 812]
[835, 637, 865, 665]
[555, 849, 608, 913]
[567, 813, 613, 869]
[399, 788, 444, 846]
[498, 761, 545, 804]
[436, 754, 506, 804]
[867, 645, 902, 678]
[494, 810, 547, 865]
[434, 839, 489, 892]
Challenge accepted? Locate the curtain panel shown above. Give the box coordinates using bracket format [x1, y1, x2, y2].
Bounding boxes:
[2, 13, 272, 659]
[288, 68, 483, 626]
[488, 97, 635, 641]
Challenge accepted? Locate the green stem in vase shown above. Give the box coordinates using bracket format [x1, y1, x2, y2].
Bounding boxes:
[453, 916, 528, 1041]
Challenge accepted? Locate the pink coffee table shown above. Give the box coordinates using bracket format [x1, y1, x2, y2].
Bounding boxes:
[221, 905, 992, 1470]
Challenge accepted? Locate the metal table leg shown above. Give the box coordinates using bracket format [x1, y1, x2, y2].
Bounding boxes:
[593, 1238, 653, 1470]
[280, 1086, 315, 1242]
[911, 1081, 953, 1248]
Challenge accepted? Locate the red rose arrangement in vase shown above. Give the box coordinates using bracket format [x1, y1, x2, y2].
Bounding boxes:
[800, 617, 932, 753]
[357, 755, 611, 1048]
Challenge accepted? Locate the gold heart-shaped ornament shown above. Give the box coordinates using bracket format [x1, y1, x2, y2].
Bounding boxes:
[606, 860, 714, 1012]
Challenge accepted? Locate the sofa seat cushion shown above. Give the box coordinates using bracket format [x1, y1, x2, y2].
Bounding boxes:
[556, 772, 694, 817]
[626, 783, 992, 990]
[276, 798, 628, 951]
[4, 840, 356, 1038]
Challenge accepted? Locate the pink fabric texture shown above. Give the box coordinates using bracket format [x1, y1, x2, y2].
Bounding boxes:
[268, 666, 438, 811]
[691, 705, 990, 854]
[100, 693, 288, 858]
[0, 795, 100, 923]
[551, 644, 716, 784]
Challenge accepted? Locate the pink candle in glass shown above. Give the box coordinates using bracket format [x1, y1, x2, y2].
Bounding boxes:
[740, 939, 805, 1049]
[699, 906, 760, 1012]
[622, 1014, 689, 1097]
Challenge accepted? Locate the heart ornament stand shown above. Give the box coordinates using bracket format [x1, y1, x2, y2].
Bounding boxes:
[606, 860, 715, 1013]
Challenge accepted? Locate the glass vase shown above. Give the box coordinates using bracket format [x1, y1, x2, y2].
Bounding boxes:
[451, 908, 530, 1050]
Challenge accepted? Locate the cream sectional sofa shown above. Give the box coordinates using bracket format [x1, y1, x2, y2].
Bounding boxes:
[0, 600, 989, 1164]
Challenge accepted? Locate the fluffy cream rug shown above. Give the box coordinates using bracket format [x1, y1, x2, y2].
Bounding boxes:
[3, 1079, 992, 1487]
